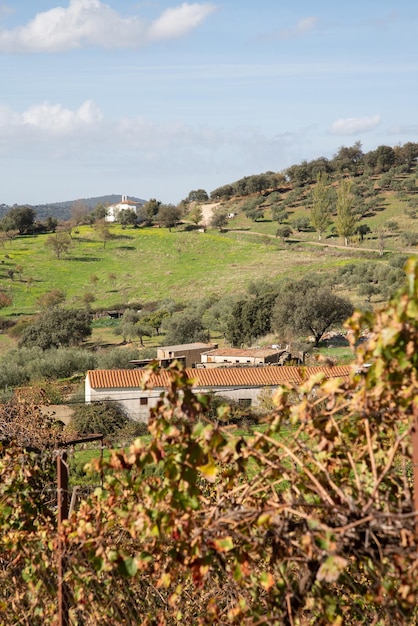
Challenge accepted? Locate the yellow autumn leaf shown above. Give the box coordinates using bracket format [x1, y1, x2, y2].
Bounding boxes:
[156, 572, 171, 588]
[198, 458, 218, 482]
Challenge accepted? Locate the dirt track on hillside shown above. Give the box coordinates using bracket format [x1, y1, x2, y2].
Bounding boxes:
[200, 203, 220, 226]
[231, 229, 416, 255]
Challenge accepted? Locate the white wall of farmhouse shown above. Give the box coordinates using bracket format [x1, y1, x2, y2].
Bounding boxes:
[202, 355, 269, 365]
[85, 377, 276, 423]
[85, 378, 164, 423]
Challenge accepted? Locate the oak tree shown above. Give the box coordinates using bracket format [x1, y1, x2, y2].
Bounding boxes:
[272, 284, 354, 346]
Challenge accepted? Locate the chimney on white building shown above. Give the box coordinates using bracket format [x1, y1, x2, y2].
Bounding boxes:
[122, 194, 127, 202]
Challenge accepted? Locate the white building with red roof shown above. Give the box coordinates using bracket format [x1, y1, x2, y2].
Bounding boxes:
[105, 195, 142, 223]
[85, 365, 351, 423]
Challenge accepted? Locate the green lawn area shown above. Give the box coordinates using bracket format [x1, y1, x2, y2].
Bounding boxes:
[0, 223, 379, 318]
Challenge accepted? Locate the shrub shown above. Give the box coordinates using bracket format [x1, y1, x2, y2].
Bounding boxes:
[27, 348, 97, 380]
[19, 308, 92, 350]
[402, 231, 418, 246]
[112, 420, 149, 446]
[68, 400, 129, 438]
[205, 393, 259, 426]
[0, 362, 30, 389]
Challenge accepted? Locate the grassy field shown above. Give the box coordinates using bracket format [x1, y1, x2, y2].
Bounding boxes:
[0, 222, 383, 318]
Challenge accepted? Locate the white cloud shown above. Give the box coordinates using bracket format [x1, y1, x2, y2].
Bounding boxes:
[0, 100, 103, 137]
[0, 99, 293, 172]
[330, 115, 381, 135]
[148, 3, 216, 40]
[0, 0, 216, 52]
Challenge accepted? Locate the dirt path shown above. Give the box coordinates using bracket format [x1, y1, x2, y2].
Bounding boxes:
[200, 202, 220, 226]
[231, 229, 416, 256]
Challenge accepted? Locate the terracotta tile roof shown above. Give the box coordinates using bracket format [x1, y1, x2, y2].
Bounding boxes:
[87, 365, 351, 390]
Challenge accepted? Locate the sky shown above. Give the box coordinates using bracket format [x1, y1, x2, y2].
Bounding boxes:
[0, 0, 417, 206]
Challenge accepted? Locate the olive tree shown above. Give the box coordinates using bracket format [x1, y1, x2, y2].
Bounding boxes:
[45, 232, 72, 259]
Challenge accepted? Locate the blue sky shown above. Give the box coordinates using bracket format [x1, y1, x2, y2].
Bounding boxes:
[0, 0, 417, 205]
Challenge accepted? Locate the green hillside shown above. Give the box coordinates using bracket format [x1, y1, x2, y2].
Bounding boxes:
[0, 142, 417, 363]
[1, 164, 418, 318]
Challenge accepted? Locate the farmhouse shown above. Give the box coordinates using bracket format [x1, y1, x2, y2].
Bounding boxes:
[85, 365, 351, 423]
[105, 195, 142, 223]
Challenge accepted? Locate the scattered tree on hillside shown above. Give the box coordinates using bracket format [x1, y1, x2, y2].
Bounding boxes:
[358, 281, 380, 303]
[91, 203, 108, 222]
[226, 293, 278, 346]
[376, 228, 386, 256]
[272, 205, 289, 224]
[332, 141, 364, 175]
[18, 308, 92, 350]
[163, 311, 210, 345]
[202, 296, 237, 339]
[2, 206, 36, 235]
[187, 189, 208, 202]
[285, 160, 311, 186]
[310, 172, 333, 240]
[335, 179, 357, 246]
[0, 292, 12, 312]
[82, 291, 96, 310]
[45, 216, 58, 232]
[94, 221, 113, 248]
[242, 197, 264, 221]
[291, 216, 310, 232]
[188, 205, 203, 226]
[364, 144, 396, 173]
[355, 223, 371, 241]
[145, 309, 170, 335]
[118, 208, 138, 227]
[90, 274, 99, 289]
[45, 232, 72, 259]
[37, 289, 66, 309]
[116, 309, 153, 346]
[71, 200, 90, 225]
[156, 204, 181, 231]
[210, 172, 285, 200]
[272, 284, 354, 346]
[275, 225, 292, 243]
[137, 198, 161, 225]
[210, 209, 228, 231]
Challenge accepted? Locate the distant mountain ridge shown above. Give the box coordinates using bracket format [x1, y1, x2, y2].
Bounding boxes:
[0, 195, 146, 222]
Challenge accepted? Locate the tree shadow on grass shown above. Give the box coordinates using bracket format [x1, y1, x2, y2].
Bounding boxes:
[116, 245, 136, 251]
[67, 256, 102, 262]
